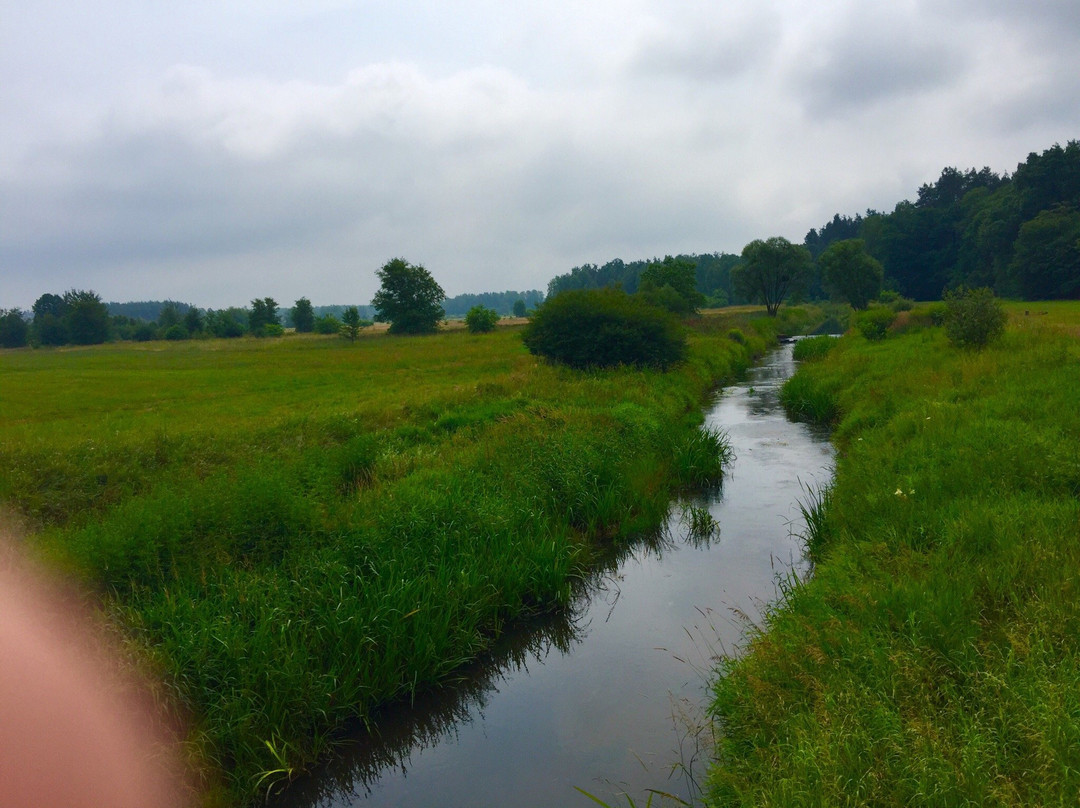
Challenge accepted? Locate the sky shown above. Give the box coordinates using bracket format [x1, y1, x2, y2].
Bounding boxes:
[2, 1, 1079, 310]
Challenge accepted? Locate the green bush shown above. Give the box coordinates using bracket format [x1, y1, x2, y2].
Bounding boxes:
[164, 324, 188, 341]
[879, 289, 915, 311]
[853, 306, 896, 341]
[943, 286, 1007, 349]
[521, 287, 686, 370]
[464, 305, 500, 333]
[314, 314, 341, 335]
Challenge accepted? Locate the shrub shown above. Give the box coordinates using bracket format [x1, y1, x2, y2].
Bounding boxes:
[853, 306, 896, 341]
[879, 289, 915, 311]
[727, 328, 747, 344]
[464, 305, 500, 334]
[314, 314, 341, 335]
[164, 324, 188, 341]
[943, 286, 1007, 349]
[263, 323, 285, 338]
[521, 288, 686, 370]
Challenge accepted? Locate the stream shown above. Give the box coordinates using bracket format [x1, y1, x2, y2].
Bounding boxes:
[274, 341, 834, 808]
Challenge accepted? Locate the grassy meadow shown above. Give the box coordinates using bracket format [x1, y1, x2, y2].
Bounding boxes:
[0, 309, 813, 804]
[707, 304, 1080, 806]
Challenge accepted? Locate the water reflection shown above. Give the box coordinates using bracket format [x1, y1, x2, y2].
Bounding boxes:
[272, 528, 696, 808]
[274, 341, 834, 808]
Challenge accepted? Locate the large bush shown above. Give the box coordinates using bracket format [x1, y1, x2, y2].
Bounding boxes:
[853, 306, 896, 341]
[522, 288, 686, 370]
[943, 286, 1007, 349]
[464, 305, 500, 333]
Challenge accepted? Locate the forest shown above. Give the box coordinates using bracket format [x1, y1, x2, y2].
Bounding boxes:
[548, 140, 1080, 306]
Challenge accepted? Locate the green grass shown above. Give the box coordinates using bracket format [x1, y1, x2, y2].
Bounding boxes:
[707, 304, 1080, 806]
[0, 311, 819, 805]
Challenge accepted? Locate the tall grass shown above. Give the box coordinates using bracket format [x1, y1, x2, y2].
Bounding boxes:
[706, 307, 1080, 806]
[0, 311, 821, 804]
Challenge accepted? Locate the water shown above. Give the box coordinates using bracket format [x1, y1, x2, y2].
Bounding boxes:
[274, 342, 834, 808]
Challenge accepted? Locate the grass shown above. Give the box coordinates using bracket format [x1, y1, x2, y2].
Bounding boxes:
[706, 303, 1080, 806]
[0, 308, 820, 805]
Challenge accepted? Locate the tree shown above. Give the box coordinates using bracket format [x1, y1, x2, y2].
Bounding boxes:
[249, 297, 279, 335]
[372, 258, 445, 334]
[1008, 205, 1080, 300]
[158, 303, 182, 330]
[512, 299, 528, 318]
[522, 287, 686, 370]
[32, 293, 68, 346]
[638, 256, 705, 315]
[341, 306, 362, 341]
[465, 305, 500, 333]
[731, 237, 813, 316]
[63, 289, 110, 345]
[291, 297, 315, 333]
[818, 239, 884, 309]
[183, 307, 204, 335]
[0, 309, 29, 348]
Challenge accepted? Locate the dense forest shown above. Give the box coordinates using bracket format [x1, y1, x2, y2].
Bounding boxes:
[806, 140, 1080, 301]
[547, 253, 739, 307]
[549, 141, 1080, 306]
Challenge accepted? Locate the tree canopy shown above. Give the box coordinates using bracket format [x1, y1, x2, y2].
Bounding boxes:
[372, 258, 445, 334]
[818, 239, 884, 310]
[732, 237, 813, 316]
[638, 256, 705, 315]
[291, 297, 315, 333]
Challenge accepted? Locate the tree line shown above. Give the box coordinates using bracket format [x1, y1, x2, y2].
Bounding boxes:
[0, 272, 544, 349]
[547, 140, 1080, 311]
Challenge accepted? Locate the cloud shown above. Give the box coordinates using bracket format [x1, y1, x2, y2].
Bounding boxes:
[0, 60, 759, 307]
[622, 7, 782, 83]
[787, 7, 965, 115]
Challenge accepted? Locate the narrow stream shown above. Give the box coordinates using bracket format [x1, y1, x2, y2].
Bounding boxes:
[275, 341, 834, 808]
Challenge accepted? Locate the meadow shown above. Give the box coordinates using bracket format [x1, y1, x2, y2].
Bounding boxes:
[708, 304, 1080, 806]
[0, 309, 813, 804]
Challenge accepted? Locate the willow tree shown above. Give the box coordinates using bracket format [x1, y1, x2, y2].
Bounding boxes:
[732, 237, 813, 316]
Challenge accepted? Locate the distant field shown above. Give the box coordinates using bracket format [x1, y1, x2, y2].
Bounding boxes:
[0, 309, 809, 804]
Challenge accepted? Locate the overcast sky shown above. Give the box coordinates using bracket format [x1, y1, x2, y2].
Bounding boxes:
[2, 1, 1079, 310]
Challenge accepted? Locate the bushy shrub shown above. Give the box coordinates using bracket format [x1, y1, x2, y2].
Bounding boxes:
[164, 324, 188, 341]
[854, 306, 896, 341]
[314, 314, 341, 335]
[943, 286, 1007, 349]
[464, 305, 500, 333]
[879, 289, 915, 311]
[521, 288, 686, 370]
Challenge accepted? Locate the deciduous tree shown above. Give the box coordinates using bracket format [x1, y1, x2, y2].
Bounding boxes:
[372, 258, 445, 334]
[731, 237, 813, 316]
[818, 239, 884, 309]
[291, 297, 315, 333]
